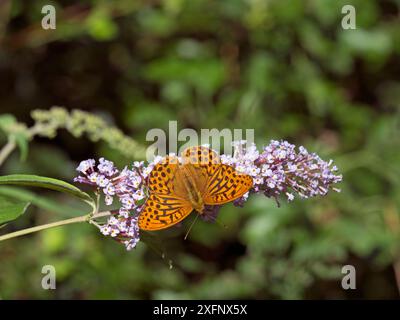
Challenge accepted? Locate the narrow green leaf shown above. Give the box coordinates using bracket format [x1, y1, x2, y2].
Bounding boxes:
[0, 174, 95, 210]
[0, 186, 83, 216]
[0, 199, 30, 225]
[13, 132, 29, 161]
[0, 114, 16, 131]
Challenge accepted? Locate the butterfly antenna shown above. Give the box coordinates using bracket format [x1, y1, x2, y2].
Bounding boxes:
[184, 214, 200, 240]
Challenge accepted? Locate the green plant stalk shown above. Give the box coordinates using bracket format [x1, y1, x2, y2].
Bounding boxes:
[0, 123, 40, 167]
[0, 139, 16, 167]
[0, 119, 107, 243]
[0, 210, 112, 242]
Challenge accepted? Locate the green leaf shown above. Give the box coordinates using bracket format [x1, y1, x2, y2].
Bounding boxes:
[0, 174, 95, 210]
[0, 198, 30, 225]
[0, 114, 17, 131]
[13, 132, 29, 161]
[86, 8, 118, 41]
[0, 114, 29, 161]
[0, 186, 83, 216]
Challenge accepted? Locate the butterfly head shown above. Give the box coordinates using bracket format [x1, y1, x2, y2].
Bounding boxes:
[191, 194, 205, 214]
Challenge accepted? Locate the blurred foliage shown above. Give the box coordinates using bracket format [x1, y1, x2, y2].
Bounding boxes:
[0, 0, 400, 299]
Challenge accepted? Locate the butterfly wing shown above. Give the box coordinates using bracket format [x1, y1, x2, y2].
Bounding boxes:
[138, 193, 193, 230]
[140, 156, 193, 230]
[202, 164, 253, 205]
[147, 156, 180, 195]
[182, 145, 220, 165]
[182, 146, 253, 206]
[181, 146, 220, 195]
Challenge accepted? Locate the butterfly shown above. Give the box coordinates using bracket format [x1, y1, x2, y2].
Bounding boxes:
[138, 146, 253, 231]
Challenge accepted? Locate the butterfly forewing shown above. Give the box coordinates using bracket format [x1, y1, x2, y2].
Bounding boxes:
[140, 156, 193, 231]
[182, 145, 220, 166]
[181, 146, 220, 196]
[203, 164, 253, 205]
[147, 156, 179, 195]
[182, 146, 253, 205]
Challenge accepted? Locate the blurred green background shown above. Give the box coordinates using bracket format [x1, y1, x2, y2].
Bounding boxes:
[0, 0, 400, 299]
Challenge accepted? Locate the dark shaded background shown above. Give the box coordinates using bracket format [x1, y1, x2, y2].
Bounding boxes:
[0, 0, 399, 299]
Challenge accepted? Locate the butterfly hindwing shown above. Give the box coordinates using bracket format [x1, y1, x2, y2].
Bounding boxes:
[138, 193, 193, 231]
[203, 164, 253, 205]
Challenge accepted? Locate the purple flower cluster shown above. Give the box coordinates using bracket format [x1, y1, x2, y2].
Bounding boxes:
[221, 140, 342, 206]
[74, 140, 342, 251]
[74, 158, 150, 250]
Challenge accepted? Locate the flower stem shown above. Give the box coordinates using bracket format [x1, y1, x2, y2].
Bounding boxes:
[0, 140, 16, 167]
[0, 211, 112, 242]
[0, 124, 49, 167]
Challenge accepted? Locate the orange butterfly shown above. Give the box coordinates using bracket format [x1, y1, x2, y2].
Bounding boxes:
[138, 146, 253, 231]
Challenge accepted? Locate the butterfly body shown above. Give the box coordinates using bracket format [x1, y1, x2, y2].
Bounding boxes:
[138, 146, 253, 231]
[178, 165, 205, 213]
